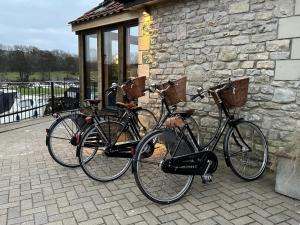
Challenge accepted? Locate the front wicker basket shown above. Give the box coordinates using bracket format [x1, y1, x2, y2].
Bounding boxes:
[159, 77, 187, 106]
[210, 77, 249, 109]
[122, 76, 146, 101]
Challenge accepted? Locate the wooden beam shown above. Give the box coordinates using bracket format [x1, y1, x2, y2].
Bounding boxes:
[71, 11, 141, 32]
[78, 33, 85, 103]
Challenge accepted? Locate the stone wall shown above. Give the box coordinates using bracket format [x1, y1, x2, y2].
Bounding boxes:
[139, 0, 300, 167]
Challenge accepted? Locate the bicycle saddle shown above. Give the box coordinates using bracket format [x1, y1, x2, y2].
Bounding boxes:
[176, 109, 195, 118]
[84, 99, 101, 105]
[116, 102, 136, 109]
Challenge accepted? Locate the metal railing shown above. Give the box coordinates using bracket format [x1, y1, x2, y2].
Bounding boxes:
[0, 81, 97, 124]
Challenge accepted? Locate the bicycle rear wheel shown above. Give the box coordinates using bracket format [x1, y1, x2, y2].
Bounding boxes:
[224, 120, 268, 181]
[133, 129, 194, 204]
[47, 113, 86, 168]
[78, 121, 133, 182]
[133, 108, 157, 137]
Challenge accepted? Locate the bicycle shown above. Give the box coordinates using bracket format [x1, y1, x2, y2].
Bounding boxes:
[77, 77, 202, 182]
[132, 77, 269, 204]
[46, 76, 157, 168]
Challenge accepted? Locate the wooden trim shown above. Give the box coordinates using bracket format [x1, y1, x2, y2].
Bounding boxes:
[119, 25, 125, 83]
[72, 11, 141, 32]
[97, 30, 103, 109]
[78, 33, 85, 103]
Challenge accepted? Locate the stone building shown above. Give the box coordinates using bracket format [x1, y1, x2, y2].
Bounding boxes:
[70, 0, 300, 167]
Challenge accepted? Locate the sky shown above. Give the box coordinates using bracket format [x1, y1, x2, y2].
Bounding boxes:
[0, 0, 102, 55]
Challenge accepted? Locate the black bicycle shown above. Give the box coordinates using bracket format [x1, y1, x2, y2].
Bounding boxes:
[76, 77, 202, 182]
[46, 76, 157, 168]
[133, 77, 268, 204]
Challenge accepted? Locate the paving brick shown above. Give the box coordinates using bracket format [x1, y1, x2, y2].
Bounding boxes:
[231, 216, 254, 225]
[0, 122, 300, 225]
[213, 216, 234, 225]
[103, 215, 120, 225]
[142, 212, 161, 225]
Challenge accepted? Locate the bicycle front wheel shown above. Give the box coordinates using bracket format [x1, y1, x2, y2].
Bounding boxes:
[78, 121, 133, 182]
[133, 129, 194, 204]
[224, 120, 268, 181]
[47, 113, 86, 168]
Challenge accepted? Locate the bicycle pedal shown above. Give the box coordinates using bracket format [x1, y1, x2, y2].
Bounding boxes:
[201, 174, 213, 184]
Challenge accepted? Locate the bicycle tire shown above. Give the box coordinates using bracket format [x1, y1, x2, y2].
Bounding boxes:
[133, 108, 158, 137]
[224, 120, 268, 181]
[47, 113, 86, 168]
[185, 116, 202, 145]
[78, 121, 133, 182]
[133, 129, 194, 204]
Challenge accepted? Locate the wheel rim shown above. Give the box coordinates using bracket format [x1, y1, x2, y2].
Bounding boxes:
[227, 122, 268, 180]
[79, 123, 132, 182]
[136, 130, 193, 203]
[49, 117, 80, 167]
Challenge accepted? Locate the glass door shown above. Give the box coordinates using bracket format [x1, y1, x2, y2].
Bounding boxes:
[103, 28, 120, 107]
[126, 25, 139, 79]
[84, 33, 98, 99]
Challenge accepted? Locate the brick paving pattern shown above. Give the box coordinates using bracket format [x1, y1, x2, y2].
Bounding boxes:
[0, 120, 299, 225]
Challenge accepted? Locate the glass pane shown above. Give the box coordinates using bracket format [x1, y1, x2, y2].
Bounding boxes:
[104, 29, 120, 107]
[126, 25, 138, 79]
[84, 33, 98, 99]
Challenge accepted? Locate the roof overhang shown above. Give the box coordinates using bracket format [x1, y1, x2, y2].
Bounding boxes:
[72, 11, 141, 32]
[116, 0, 165, 9]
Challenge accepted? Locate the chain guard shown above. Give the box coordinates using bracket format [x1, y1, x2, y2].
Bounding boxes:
[161, 151, 218, 175]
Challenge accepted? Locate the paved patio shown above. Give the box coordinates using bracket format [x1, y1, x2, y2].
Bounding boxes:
[0, 119, 299, 225]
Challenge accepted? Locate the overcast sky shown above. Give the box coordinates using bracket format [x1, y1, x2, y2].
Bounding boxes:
[0, 0, 102, 55]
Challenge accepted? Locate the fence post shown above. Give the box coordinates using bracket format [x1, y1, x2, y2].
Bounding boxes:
[51, 82, 55, 115]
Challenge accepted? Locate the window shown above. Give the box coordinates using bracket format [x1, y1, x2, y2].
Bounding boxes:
[126, 25, 139, 79]
[84, 33, 98, 99]
[82, 21, 138, 105]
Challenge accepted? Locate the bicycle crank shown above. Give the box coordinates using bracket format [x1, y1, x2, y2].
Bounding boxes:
[161, 151, 218, 175]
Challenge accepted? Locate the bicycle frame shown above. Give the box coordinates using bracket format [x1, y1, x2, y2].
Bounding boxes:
[167, 101, 247, 168]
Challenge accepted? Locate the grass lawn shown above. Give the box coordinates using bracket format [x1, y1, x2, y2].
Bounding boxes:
[0, 71, 79, 82]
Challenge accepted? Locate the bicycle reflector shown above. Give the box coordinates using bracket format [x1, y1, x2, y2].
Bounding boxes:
[85, 116, 93, 124]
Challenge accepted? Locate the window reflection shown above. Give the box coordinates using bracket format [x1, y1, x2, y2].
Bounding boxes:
[126, 25, 138, 79]
[104, 29, 120, 107]
[84, 33, 98, 99]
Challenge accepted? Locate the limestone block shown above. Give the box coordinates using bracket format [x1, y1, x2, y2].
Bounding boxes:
[275, 60, 300, 80]
[269, 52, 289, 60]
[239, 44, 265, 53]
[275, 157, 300, 200]
[256, 11, 273, 20]
[272, 88, 296, 103]
[241, 61, 254, 69]
[266, 40, 290, 52]
[252, 32, 277, 43]
[218, 46, 237, 62]
[232, 36, 250, 45]
[138, 64, 149, 77]
[229, 1, 249, 14]
[274, 0, 294, 17]
[177, 24, 187, 40]
[291, 38, 300, 59]
[296, 0, 300, 15]
[185, 64, 207, 81]
[278, 16, 300, 39]
[257, 61, 275, 69]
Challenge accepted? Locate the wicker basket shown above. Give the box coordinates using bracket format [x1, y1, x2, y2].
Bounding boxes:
[210, 77, 249, 109]
[159, 77, 187, 106]
[122, 76, 146, 101]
